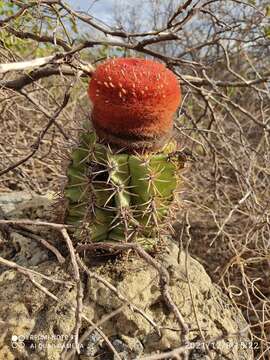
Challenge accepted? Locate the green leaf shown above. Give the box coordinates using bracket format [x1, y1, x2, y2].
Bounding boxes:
[264, 26, 270, 38]
[266, 5, 270, 17]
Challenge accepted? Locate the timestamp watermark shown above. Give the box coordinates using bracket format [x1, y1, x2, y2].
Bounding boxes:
[184, 339, 259, 351]
[10, 334, 84, 351]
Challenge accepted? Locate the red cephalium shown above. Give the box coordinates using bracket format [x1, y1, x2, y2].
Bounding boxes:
[88, 58, 181, 149]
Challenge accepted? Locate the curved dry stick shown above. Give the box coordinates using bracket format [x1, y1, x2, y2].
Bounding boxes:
[77, 242, 190, 349]
[76, 254, 161, 336]
[0, 255, 72, 285]
[60, 228, 83, 356]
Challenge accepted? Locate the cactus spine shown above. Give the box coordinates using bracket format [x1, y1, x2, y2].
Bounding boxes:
[63, 58, 184, 250]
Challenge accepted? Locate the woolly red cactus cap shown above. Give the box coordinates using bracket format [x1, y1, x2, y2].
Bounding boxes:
[88, 58, 181, 150]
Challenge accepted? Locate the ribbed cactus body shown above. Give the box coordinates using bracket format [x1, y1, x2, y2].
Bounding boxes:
[64, 127, 184, 249]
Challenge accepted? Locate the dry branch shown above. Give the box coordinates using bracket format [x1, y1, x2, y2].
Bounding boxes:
[0, 89, 70, 176]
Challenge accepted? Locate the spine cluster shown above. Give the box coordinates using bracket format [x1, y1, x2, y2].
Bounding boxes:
[64, 127, 184, 249]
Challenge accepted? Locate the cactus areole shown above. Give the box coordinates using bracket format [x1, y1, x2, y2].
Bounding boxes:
[88, 58, 181, 150]
[64, 58, 184, 250]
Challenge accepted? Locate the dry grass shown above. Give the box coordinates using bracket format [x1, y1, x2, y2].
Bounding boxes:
[175, 88, 270, 358]
[0, 77, 89, 194]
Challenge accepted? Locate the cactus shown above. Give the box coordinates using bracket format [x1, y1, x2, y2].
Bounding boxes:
[63, 58, 184, 250]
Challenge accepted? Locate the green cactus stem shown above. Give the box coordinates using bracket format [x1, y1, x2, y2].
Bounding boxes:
[64, 127, 185, 250]
[63, 57, 184, 250]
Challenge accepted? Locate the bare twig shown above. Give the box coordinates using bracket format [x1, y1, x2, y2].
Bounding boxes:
[76, 254, 161, 336]
[0, 89, 70, 176]
[77, 242, 190, 350]
[0, 255, 72, 285]
[16, 227, 65, 264]
[60, 228, 83, 355]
